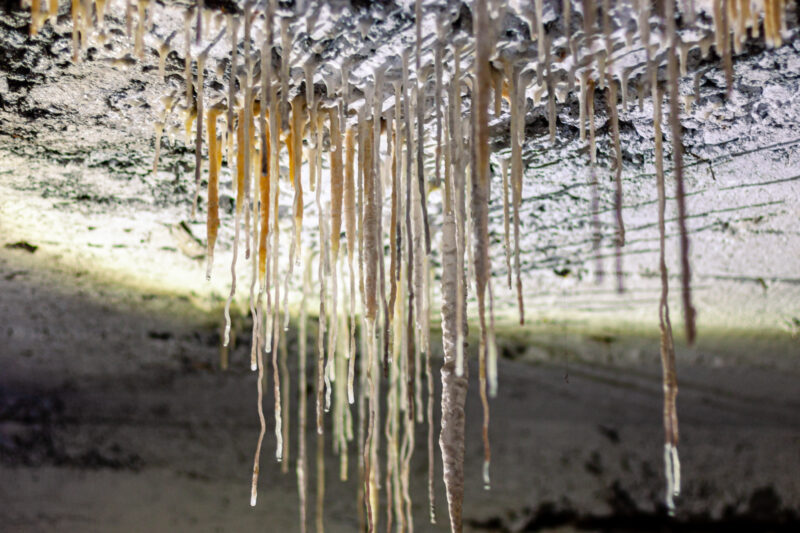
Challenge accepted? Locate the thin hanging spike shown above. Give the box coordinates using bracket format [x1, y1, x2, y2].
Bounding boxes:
[329, 105, 344, 342]
[545, 34, 556, 144]
[29, 0, 41, 35]
[501, 157, 511, 290]
[191, 55, 204, 220]
[282, 94, 306, 332]
[280, 17, 290, 129]
[587, 78, 604, 283]
[386, 83, 402, 383]
[306, 66, 317, 191]
[721, 0, 733, 98]
[316, 121, 328, 437]
[652, 70, 681, 516]
[473, 0, 492, 493]
[196, 0, 203, 45]
[453, 44, 467, 377]
[510, 65, 525, 325]
[401, 49, 416, 421]
[607, 75, 625, 293]
[434, 43, 444, 190]
[206, 106, 222, 281]
[315, 338, 326, 533]
[280, 319, 291, 473]
[242, 4, 254, 262]
[666, 0, 697, 345]
[223, 109, 245, 348]
[563, 0, 572, 44]
[578, 70, 588, 143]
[487, 275, 498, 398]
[250, 294, 267, 507]
[297, 253, 310, 533]
[134, 0, 148, 60]
[344, 125, 358, 405]
[228, 14, 239, 167]
[415, 0, 432, 255]
[534, 0, 545, 63]
[426, 263, 435, 524]
[183, 9, 193, 107]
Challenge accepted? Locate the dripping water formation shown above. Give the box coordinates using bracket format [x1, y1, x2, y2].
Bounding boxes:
[2, 1, 800, 532]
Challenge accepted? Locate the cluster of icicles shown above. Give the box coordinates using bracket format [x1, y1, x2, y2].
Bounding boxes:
[28, 0, 791, 531]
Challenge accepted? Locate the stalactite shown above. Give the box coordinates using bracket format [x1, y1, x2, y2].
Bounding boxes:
[607, 76, 625, 293]
[652, 72, 681, 516]
[344, 125, 357, 406]
[509, 64, 525, 325]
[298, 253, 310, 533]
[401, 49, 417, 421]
[473, 0, 492, 492]
[191, 54, 204, 219]
[452, 44, 467, 379]
[223, 108, 246, 348]
[587, 78, 603, 283]
[666, 0, 697, 345]
[415, 0, 432, 255]
[242, 4, 254, 262]
[440, 72, 468, 530]
[501, 158, 511, 289]
[206, 106, 222, 280]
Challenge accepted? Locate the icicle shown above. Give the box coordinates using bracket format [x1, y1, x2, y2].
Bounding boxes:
[415, 0, 432, 255]
[30, 0, 42, 36]
[473, 0, 492, 493]
[587, 78, 603, 282]
[206, 106, 223, 280]
[297, 253, 309, 533]
[653, 71, 681, 516]
[280, 17, 291, 129]
[545, 35, 556, 144]
[134, 0, 149, 60]
[578, 70, 588, 143]
[242, 3, 254, 262]
[329, 106, 344, 382]
[435, 43, 444, 189]
[191, 54, 204, 220]
[509, 64, 525, 325]
[452, 44, 467, 378]
[344, 125, 357, 405]
[534, 0, 545, 63]
[280, 318, 291, 472]
[440, 66, 468, 530]
[501, 158, 511, 289]
[183, 9, 193, 108]
[401, 49, 417, 420]
[607, 76, 625, 293]
[315, 111, 328, 438]
[666, 0, 697, 345]
[227, 14, 239, 164]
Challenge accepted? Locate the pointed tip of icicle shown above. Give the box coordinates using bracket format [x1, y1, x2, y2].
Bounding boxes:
[250, 493, 257, 507]
[250, 363, 258, 371]
[482, 461, 491, 491]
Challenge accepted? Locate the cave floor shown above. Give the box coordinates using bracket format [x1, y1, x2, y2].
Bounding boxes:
[1, 248, 799, 533]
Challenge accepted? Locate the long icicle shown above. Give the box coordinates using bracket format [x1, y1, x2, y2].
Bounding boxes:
[653, 71, 681, 516]
[298, 251, 310, 533]
[607, 75, 625, 293]
[666, 0, 697, 344]
[415, 0, 431, 254]
[473, 0, 492, 492]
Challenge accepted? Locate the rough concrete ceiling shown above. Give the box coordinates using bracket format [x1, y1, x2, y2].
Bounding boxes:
[1, 0, 799, 336]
